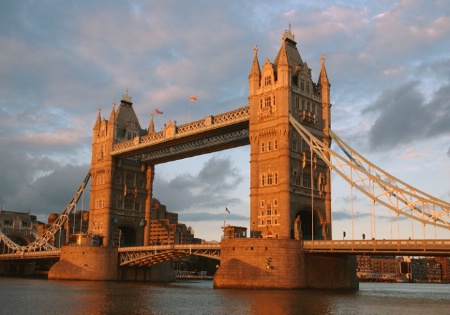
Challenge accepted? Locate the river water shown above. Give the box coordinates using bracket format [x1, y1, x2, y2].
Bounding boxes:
[1, 278, 449, 315]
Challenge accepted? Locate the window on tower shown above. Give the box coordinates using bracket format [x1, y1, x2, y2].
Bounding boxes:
[302, 172, 311, 188]
[292, 139, 298, 151]
[295, 97, 300, 110]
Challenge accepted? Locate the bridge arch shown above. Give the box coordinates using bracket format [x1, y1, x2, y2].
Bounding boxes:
[292, 209, 324, 241]
[114, 226, 137, 247]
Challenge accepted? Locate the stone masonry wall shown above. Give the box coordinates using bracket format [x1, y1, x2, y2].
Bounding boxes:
[214, 238, 359, 290]
[48, 246, 118, 281]
[214, 238, 305, 289]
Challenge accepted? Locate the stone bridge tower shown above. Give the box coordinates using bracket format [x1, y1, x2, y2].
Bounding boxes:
[88, 90, 154, 247]
[248, 25, 332, 240]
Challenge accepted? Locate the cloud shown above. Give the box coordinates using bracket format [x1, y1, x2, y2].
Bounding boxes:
[331, 211, 370, 221]
[153, 155, 245, 213]
[0, 147, 90, 221]
[364, 79, 450, 151]
[179, 212, 248, 222]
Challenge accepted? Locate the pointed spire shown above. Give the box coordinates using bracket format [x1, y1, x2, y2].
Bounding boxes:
[249, 44, 261, 78]
[318, 54, 330, 87]
[277, 39, 289, 66]
[121, 88, 132, 105]
[148, 113, 155, 134]
[282, 22, 295, 42]
[93, 106, 101, 130]
[274, 23, 302, 67]
[249, 44, 261, 96]
[109, 100, 116, 124]
[108, 100, 116, 138]
[319, 54, 331, 136]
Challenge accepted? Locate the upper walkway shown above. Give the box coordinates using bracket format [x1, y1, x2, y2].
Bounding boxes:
[111, 106, 250, 163]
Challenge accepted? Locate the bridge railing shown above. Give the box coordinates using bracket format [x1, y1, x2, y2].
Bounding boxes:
[0, 249, 61, 260]
[117, 243, 221, 252]
[303, 239, 450, 255]
[111, 106, 249, 154]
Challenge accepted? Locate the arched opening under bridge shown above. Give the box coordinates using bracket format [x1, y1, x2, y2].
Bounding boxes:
[114, 226, 136, 247]
[292, 210, 324, 241]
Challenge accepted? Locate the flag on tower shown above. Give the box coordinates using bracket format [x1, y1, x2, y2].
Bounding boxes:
[190, 96, 197, 102]
[154, 109, 163, 114]
[225, 207, 230, 213]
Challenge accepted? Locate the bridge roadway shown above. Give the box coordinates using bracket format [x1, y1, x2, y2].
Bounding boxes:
[1, 240, 449, 264]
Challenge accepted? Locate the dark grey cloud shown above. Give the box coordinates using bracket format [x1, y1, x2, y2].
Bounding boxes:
[153, 155, 245, 213]
[364, 79, 450, 151]
[0, 147, 90, 220]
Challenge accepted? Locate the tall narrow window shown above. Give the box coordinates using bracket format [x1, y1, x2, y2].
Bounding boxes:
[302, 172, 311, 188]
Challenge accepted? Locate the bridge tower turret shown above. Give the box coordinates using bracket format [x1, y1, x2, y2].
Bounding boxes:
[88, 90, 152, 247]
[248, 25, 332, 240]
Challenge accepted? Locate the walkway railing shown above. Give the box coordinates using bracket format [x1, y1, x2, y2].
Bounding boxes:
[0, 250, 61, 260]
[111, 106, 250, 157]
[303, 239, 450, 256]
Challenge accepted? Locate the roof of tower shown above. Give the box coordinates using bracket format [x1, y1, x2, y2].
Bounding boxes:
[273, 23, 303, 68]
[115, 90, 141, 132]
[121, 88, 132, 106]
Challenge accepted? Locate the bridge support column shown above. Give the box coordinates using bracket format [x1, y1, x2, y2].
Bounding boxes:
[214, 239, 358, 290]
[144, 165, 155, 246]
[49, 246, 118, 281]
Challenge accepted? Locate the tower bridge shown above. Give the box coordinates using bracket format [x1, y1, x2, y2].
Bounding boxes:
[1, 26, 449, 289]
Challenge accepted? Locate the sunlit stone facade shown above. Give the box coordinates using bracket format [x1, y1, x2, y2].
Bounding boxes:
[89, 91, 151, 247]
[248, 25, 332, 240]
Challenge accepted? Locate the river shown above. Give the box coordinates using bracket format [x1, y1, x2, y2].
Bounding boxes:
[1, 278, 449, 314]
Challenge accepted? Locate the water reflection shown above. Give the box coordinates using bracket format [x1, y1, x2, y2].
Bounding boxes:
[1, 278, 449, 315]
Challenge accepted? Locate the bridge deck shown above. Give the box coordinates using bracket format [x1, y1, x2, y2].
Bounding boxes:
[302, 239, 450, 256]
[1, 240, 449, 263]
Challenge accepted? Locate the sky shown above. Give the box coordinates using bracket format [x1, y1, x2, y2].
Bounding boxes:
[1, 0, 449, 242]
